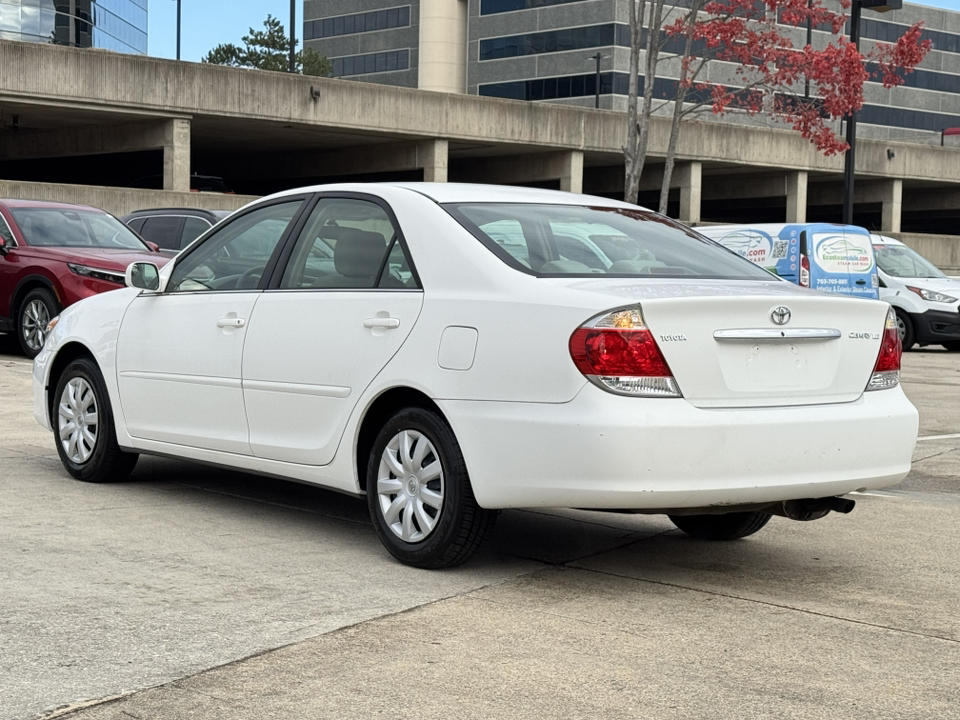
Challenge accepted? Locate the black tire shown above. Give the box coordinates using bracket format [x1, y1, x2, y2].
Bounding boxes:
[941, 341, 960, 352]
[668, 511, 771, 541]
[18, 287, 59, 358]
[52, 357, 139, 483]
[366, 407, 496, 569]
[894, 308, 915, 351]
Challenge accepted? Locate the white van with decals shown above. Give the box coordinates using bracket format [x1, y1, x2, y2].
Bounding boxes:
[872, 234, 960, 350]
[697, 223, 879, 299]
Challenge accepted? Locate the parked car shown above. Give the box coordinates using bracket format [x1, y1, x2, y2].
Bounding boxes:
[0, 199, 169, 358]
[697, 223, 880, 299]
[33, 184, 918, 568]
[121, 207, 233, 256]
[871, 234, 960, 350]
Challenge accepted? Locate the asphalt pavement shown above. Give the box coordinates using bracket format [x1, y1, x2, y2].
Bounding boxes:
[1, 332, 958, 720]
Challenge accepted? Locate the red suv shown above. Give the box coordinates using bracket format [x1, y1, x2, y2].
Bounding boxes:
[0, 199, 169, 358]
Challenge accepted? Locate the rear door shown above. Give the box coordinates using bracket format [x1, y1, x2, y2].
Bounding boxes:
[241, 196, 424, 465]
[809, 225, 879, 299]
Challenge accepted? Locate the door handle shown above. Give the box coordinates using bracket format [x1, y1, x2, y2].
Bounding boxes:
[855, 279, 866, 285]
[216, 317, 246, 328]
[363, 317, 400, 329]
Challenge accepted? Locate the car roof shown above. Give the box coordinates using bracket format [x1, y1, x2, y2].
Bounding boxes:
[259, 182, 648, 210]
[0, 198, 103, 212]
[122, 207, 226, 218]
[870, 234, 902, 245]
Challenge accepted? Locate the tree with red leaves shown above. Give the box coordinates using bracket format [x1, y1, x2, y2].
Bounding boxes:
[624, 0, 932, 211]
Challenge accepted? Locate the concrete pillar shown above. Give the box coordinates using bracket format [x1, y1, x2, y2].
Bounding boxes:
[675, 161, 702, 224]
[418, 139, 448, 183]
[559, 150, 584, 194]
[881, 178, 903, 233]
[162, 118, 191, 192]
[786, 171, 807, 224]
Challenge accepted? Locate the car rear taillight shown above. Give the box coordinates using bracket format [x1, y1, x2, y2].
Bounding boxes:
[569, 306, 682, 397]
[866, 307, 901, 391]
[799, 255, 810, 288]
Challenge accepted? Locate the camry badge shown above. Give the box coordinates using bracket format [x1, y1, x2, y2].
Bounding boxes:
[770, 306, 791, 325]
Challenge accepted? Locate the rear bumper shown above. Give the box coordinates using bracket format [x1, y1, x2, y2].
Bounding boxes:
[439, 386, 918, 510]
[912, 309, 960, 345]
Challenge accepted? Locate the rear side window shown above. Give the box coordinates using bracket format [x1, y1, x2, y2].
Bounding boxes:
[140, 216, 182, 250]
[445, 203, 773, 280]
[181, 217, 212, 248]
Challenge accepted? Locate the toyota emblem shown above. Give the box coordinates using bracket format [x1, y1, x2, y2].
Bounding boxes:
[770, 306, 791, 325]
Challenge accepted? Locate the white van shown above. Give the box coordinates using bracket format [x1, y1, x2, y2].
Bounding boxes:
[872, 234, 960, 350]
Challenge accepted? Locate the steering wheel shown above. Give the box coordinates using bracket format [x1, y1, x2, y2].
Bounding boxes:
[237, 266, 264, 289]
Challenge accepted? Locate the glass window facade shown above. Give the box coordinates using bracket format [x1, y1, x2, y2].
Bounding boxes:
[0, 0, 146, 54]
[332, 49, 410, 77]
[480, 0, 586, 14]
[479, 23, 629, 61]
[305, 5, 410, 40]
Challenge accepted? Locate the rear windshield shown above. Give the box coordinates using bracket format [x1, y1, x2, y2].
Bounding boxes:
[445, 203, 774, 280]
[11, 207, 149, 250]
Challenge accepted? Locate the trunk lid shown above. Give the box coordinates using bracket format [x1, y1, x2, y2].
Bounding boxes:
[552, 278, 890, 408]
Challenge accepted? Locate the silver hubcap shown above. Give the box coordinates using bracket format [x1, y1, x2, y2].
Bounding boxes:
[895, 315, 907, 341]
[58, 378, 99, 464]
[376, 429, 444, 543]
[22, 299, 50, 351]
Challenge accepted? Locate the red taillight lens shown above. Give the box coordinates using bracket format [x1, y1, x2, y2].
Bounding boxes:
[799, 255, 810, 287]
[569, 306, 681, 397]
[570, 328, 672, 376]
[867, 307, 901, 391]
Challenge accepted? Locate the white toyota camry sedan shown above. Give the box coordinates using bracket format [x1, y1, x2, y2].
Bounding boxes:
[33, 183, 919, 568]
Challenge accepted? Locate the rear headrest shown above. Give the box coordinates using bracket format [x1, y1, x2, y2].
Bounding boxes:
[334, 229, 386, 279]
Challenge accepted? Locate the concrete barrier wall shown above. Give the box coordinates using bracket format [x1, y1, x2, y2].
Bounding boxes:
[0, 180, 259, 218]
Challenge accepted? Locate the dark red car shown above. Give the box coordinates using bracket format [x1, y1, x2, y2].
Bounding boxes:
[0, 199, 169, 358]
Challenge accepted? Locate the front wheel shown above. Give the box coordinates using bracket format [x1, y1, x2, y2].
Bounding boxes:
[366, 407, 496, 568]
[53, 357, 139, 483]
[668, 512, 771, 541]
[18, 287, 59, 358]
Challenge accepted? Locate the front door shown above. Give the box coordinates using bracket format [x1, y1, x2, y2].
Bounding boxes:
[116, 199, 305, 454]
[242, 197, 423, 465]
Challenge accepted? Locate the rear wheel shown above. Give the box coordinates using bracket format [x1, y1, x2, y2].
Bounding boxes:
[668, 512, 771, 541]
[893, 308, 915, 350]
[366, 407, 496, 568]
[53, 357, 139, 483]
[18, 287, 59, 358]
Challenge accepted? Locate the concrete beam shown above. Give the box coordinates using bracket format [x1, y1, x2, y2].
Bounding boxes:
[456, 150, 584, 192]
[215, 139, 449, 182]
[0, 120, 181, 161]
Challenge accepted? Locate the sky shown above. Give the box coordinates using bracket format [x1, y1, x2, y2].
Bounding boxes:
[146, 0, 960, 63]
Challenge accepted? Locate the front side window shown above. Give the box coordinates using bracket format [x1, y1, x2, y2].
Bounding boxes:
[10, 207, 148, 250]
[168, 201, 301, 292]
[280, 198, 416, 289]
[0, 213, 14, 245]
[446, 203, 775, 280]
[874, 243, 945, 279]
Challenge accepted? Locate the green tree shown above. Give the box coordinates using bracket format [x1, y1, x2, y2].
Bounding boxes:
[202, 14, 332, 77]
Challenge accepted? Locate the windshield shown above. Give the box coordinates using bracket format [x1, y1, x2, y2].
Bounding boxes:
[11, 207, 149, 250]
[874, 243, 946, 279]
[445, 203, 774, 280]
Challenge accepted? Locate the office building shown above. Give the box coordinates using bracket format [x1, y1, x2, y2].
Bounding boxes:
[0, 0, 147, 55]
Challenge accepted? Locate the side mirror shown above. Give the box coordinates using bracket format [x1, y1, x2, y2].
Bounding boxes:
[145, 241, 160, 253]
[125, 262, 162, 291]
